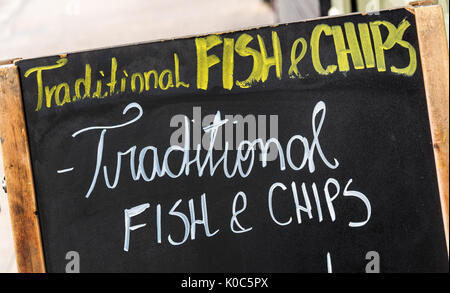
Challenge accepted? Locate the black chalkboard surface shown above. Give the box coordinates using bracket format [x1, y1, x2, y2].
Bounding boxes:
[14, 8, 448, 272]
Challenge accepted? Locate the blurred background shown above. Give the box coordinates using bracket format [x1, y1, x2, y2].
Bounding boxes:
[0, 0, 448, 273]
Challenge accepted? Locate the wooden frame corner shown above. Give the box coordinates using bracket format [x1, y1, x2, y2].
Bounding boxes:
[0, 64, 46, 272]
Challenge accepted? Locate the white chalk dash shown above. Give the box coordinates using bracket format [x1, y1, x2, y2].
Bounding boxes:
[57, 167, 74, 174]
[327, 252, 333, 273]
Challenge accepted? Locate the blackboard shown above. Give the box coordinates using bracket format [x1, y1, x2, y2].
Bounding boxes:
[0, 4, 448, 273]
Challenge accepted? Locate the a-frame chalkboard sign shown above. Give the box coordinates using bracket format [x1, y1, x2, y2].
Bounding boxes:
[0, 3, 448, 273]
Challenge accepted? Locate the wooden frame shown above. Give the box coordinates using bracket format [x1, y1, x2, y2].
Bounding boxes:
[0, 63, 46, 272]
[0, 3, 448, 273]
[411, 3, 450, 253]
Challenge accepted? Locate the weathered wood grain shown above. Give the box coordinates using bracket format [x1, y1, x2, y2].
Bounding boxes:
[413, 3, 449, 254]
[0, 64, 46, 272]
